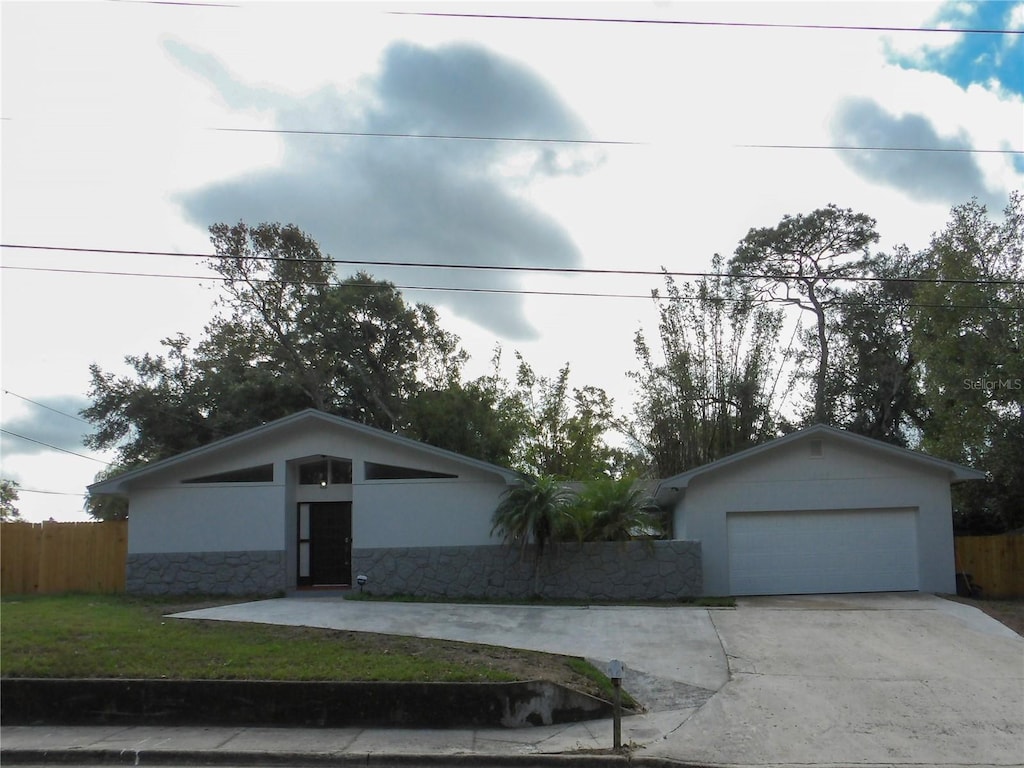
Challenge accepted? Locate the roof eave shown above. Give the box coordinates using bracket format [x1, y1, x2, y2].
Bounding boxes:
[87, 408, 523, 494]
[653, 424, 988, 498]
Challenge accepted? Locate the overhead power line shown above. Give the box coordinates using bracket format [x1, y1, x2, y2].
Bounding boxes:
[3, 244, 1023, 287]
[4, 119, 1018, 155]
[15, 487, 87, 498]
[391, 10, 1024, 35]
[1, 264, 1019, 312]
[107, 0, 238, 7]
[3, 390, 91, 425]
[103, 1, 1020, 34]
[214, 127, 643, 146]
[0, 429, 110, 465]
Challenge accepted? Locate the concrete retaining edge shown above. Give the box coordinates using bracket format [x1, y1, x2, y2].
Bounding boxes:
[1, 679, 619, 730]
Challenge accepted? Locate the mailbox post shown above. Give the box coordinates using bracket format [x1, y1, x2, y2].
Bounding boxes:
[608, 659, 624, 749]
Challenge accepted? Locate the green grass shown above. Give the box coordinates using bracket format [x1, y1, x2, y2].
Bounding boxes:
[0, 594, 523, 683]
[567, 658, 639, 710]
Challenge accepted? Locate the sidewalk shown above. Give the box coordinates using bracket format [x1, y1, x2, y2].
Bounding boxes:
[0, 709, 703, 766]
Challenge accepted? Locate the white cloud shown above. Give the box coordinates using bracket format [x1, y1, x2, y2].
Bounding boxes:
[173, 39, 598, 339]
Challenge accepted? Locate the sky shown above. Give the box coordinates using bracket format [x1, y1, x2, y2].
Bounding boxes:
[2, 0, 1022, 522]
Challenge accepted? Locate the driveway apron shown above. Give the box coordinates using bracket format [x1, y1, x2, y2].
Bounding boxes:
[647, 593, 1024, 767]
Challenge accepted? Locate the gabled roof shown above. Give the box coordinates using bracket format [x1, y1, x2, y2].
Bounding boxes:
[88, 408, 526, 495]
[654, 423, 987, 506]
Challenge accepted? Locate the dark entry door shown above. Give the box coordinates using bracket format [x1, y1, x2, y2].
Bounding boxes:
[297, 502, 352, 586]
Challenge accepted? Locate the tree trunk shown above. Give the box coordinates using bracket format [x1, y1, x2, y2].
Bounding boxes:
[809, 287, 829, 424]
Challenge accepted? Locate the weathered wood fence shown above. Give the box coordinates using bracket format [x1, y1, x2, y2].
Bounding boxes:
[954, 533, 1024, 599]
[0, 521, 127, 595]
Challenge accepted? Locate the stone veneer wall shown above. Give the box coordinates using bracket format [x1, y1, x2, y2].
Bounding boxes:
[126, 551, 287, 596]
[351, 541, 702, 600]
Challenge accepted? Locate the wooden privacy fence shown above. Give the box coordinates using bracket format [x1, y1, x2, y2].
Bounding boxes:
[954, 533, 1024, 599]
[0, 521, 128, 595]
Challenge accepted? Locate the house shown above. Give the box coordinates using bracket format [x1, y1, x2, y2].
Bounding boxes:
[654, 424, 986, 596]
[88, 409, 525, 595]
[91, 413, 984, 599]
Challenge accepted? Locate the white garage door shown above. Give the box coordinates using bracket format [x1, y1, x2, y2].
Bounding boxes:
[727, 508, 919, 596]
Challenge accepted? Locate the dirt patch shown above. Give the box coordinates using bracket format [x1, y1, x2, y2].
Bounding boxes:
[942, 596, 1024, 636]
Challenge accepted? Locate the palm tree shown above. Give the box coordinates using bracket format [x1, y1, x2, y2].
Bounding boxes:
[571, 476, 660, 542]
[491, 476, 577, 587]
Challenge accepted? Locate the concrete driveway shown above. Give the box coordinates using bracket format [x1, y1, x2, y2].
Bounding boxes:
[174, 593, 1023, 766]
[646, 593, 1024, 767]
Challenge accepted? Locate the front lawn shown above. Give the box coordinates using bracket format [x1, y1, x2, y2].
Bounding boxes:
[0, 594, 605, 694]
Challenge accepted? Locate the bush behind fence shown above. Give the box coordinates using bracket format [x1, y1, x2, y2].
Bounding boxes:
[0, 521, 128, 595]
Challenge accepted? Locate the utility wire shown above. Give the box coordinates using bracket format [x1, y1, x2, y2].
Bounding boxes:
[3, 244, 1022, 287]
[107, 0, 238, 7]
[214, 126, 642, 146]
[3, 390, 91, 425]
[1, 264, 1019, 312]
[0, 429, 110, 465]
[102, 1, 1019, 34]
[15, 487, 87, 497]
[217, 129, 1022, 154]
[391, 10, 1024, 35]
[6, 120, 1017, 154]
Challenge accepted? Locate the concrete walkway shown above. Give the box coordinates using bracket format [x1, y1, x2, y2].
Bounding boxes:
[3, 594, 1022, 767]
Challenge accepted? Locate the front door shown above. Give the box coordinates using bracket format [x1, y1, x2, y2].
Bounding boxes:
[297, 502, 352, 587]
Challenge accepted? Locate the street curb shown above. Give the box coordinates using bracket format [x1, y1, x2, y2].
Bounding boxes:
[0, 749, 708, 767]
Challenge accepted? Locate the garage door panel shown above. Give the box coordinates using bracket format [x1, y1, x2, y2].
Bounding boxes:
[727, 509, 919, 596]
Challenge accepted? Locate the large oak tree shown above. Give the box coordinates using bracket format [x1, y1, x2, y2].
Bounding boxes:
[911, 194, 1023, 532]
[83, 222, 474, 481]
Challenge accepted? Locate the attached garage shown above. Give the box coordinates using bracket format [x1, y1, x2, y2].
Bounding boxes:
[656, 425, 986, 597]
[726, 508, 919, 596]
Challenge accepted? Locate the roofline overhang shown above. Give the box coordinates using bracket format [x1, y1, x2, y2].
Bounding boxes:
[653, 424, 987, 504]
[88, 409, 526, 495]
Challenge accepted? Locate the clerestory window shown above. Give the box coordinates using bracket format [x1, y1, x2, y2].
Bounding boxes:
[298, 458, 353, 485]
[364, 461, 457, 480]
[183, 464, 274, 484]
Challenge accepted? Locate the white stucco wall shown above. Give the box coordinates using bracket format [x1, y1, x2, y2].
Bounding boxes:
[128, 484, 286, 553]
[125, 433, 290, 555]
[352, 479, 503, 547]
[673, 435, 958, 595]
[124, 416, 510, 574]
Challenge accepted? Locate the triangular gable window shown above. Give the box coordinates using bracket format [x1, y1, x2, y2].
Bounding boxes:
[183, 464, 274, 484]
[364, 462, 457, 480]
